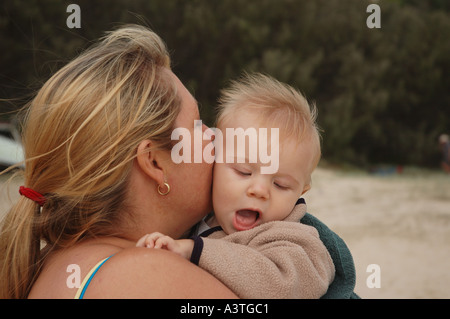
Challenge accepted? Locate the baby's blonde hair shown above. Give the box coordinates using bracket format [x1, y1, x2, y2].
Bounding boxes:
[0, 25, 180, 298]
[217, 72, 321, 164]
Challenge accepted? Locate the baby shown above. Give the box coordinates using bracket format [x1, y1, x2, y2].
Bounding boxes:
[137, 73, 335, 298]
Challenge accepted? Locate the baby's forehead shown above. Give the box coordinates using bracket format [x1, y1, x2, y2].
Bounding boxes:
[217, 106, 262, 126]
[218, 107, 307, 137]
[279, 133, 318, 158]
[279, 133, 320, 170]
[218, 116, 314, 143]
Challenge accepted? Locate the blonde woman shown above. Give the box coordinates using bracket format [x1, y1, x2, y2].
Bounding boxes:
[0, 25, 236, 299]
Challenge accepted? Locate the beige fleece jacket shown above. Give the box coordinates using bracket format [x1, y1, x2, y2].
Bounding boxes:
[191, 203, 335, 299]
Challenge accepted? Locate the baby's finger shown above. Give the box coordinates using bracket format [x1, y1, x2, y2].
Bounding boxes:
[136, 234, 151, 247]
[148, 232, 168, 247]
[144, 236, 156, 248]
[154, 236, 172, 250]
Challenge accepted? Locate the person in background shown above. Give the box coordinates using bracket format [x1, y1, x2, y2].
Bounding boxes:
[439, 134, 450, 174]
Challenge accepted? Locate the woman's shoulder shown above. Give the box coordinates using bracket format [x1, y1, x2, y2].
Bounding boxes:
[28, 237, 128, 298]
[29, 237, 236, 299]
[84, 247, 236, 298]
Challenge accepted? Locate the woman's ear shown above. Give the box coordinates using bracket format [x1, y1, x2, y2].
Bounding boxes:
[136, 140, 166, 186]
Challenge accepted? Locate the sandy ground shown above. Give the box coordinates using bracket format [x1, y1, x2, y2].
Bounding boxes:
[1, 166, 449, 299]
[303, 166, 450, 299]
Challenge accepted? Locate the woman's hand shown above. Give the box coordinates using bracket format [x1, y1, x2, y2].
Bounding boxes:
[136, 232, 194, 260]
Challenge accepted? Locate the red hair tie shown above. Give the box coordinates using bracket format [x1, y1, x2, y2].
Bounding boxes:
[19, 186, 46, 207]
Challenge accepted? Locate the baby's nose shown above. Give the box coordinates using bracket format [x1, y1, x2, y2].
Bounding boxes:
[247, 181, 269, 200]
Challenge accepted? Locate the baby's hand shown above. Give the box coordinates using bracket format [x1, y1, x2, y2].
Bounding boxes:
[136, 232, 194, 260]
[136, 232, 175, 249]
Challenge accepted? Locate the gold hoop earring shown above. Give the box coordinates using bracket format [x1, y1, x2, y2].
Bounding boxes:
[157, 182, 170, 195]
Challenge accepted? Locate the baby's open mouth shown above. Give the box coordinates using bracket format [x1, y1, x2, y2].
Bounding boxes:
[233, 209, 260, 231]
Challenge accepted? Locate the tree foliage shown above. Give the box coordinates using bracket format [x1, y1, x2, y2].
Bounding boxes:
[1, 0, 449, 167]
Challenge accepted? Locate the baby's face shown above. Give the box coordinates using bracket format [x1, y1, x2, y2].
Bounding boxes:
[212, 117, 317, 234]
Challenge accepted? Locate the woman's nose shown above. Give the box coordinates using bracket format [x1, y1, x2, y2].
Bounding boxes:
[202, 124, 216, 161]
[203, 124, 215, 141]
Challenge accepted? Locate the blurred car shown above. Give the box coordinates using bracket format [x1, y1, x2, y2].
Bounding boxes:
[0, 122, 24, 169]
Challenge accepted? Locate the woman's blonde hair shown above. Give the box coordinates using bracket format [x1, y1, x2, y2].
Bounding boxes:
[217, 72, 321, 162]
[0, 25, 181, 298]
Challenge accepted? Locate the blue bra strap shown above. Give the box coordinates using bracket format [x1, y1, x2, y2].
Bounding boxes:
[74, 255, 113, 299]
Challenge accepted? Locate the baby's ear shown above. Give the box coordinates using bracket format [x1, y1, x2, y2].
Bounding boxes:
[301, 184, 311, 195]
